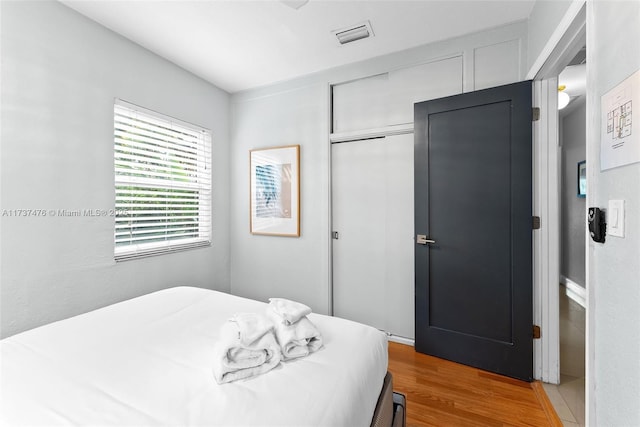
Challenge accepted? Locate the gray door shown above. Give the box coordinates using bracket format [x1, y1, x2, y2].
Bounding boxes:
[414, 81, 533, 381]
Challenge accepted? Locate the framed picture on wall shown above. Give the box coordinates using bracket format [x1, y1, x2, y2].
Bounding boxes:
[250, 145, 300, 236]
[577, 160, 586, 198]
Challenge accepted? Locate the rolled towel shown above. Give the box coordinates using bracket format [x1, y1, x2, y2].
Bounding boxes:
[268, 298, 312, 326]
[212, 313, 281, 384]
[266, 309, 323, 360]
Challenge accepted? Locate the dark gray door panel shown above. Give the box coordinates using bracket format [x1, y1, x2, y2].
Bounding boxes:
[414, 80, 533, 381]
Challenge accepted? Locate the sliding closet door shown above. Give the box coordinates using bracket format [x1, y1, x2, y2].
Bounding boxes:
[331, 134, 414, 339]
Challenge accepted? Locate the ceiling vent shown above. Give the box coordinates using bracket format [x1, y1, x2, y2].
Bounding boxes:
[333, 21, 374, 45]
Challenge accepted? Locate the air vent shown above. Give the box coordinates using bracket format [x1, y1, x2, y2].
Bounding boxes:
[333, 21, 374, 45]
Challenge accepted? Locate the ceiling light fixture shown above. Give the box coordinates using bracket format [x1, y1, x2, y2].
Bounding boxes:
[558, 85, 570, 110]
[333, 21, 374, 45]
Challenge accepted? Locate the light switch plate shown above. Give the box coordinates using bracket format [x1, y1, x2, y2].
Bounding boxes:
[608, 199, 625, 237]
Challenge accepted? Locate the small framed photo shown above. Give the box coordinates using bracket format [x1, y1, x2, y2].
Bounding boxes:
[250, 145, 300, 236]
[577, 160, 586, 198]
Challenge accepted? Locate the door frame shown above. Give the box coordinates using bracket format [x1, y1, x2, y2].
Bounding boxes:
[527, 1, 586, 385]
[532, 77, 561, 384]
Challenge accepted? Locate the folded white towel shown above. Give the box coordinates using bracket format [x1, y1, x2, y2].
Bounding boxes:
[229, 312, 274, 345]
[268, 298, 312, 326]
[266, 309, 323, 360]
[212, 313, 282, 384]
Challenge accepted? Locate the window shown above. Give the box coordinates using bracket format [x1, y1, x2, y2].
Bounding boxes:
[114, 100, 211, 260]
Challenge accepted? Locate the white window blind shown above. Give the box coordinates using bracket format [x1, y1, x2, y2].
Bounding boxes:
[114, 100, 211, 261]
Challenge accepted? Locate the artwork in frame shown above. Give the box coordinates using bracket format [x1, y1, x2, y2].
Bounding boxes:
[250, 145, 300, 236]
[577, 160, 586, 198]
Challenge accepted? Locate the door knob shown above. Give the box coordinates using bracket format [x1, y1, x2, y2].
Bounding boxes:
[416, 234, 436, 245]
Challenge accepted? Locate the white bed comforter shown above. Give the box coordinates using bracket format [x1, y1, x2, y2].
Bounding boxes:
[0, 287, 388, 427]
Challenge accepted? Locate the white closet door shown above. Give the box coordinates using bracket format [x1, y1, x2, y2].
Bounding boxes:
[332, 134, 414, 339]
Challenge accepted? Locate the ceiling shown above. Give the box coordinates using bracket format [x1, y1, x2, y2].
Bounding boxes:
[61, 0, 536, 93]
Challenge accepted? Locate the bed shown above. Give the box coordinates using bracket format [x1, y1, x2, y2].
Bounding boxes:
[1, 286, 404, 426]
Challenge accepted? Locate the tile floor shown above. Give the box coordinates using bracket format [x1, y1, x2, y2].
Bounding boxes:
[542, 286, 586, 426]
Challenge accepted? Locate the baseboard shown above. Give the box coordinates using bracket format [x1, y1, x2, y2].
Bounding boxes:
[560, 276, 586, 308]
[386, 334, 415, 346]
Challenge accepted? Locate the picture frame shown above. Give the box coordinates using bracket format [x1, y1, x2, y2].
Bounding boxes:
[250, 145, 300, 236]
[577, 160, 586, 198]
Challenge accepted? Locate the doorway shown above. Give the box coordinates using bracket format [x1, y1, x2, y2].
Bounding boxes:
[530, 4, 587, 424]
[543, 48, 587, 426]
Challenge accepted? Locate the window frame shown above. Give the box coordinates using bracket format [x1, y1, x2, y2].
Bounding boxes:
[113, 99, 212, 261]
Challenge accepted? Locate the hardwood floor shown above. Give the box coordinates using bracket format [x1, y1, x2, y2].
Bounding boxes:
[388, 342, 562, 426]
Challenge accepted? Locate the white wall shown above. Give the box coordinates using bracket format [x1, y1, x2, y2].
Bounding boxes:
[0, 1, 230, 338]
[230, 83, 331, 313]
[560, 100, 586, 287]
[230, 22, 526, 314]
[586, 1, 640, 424]
[526, 0, 581, 76]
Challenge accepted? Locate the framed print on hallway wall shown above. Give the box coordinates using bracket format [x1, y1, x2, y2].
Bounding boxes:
[250, 145, 300, 237]
[577, 160, 586, 197]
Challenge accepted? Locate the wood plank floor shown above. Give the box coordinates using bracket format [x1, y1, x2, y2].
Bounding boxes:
[387, 342, 562, 426]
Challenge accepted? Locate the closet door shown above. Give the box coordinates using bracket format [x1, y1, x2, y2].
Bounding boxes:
[331, 134, 414, 339]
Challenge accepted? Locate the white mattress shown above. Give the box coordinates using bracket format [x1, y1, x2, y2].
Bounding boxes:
[1, 287, 388, 426]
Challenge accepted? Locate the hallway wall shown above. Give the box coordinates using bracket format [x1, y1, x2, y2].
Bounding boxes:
[586, 1, 640, 424]
[560, 99, 586, 287]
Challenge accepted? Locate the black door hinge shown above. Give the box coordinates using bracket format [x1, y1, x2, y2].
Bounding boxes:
[533, 216, 541, 230]
[532, 107, 540, 122]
